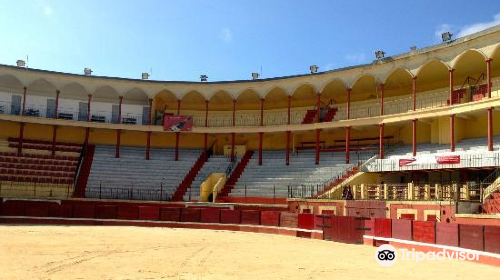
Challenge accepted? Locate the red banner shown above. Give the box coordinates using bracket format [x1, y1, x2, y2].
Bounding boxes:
[398, 154, 461, 166]
[163, 114, 193, 131]
[436, 155, 460, 164]
[399, 158, 416, 167]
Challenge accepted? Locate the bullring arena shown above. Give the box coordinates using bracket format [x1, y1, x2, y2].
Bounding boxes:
[1, 18, 500, 279]
[1, 226, 498, 280]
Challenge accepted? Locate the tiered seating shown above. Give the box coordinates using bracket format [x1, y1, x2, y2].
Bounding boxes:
[0, 138, 81, 198]
[171, 151, 208, 201]
[183, 155, 235, 201]
[384, 136, 500, 159]
[365, 136, 500, 172]
[231, 150, 355, 198]
[85, 146, 202, 201]
[8, 137, 82, 153]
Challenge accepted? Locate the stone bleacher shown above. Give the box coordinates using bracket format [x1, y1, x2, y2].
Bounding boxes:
[0, 138, 81, 199]
[182, 155, 235, 201]
[231, 150, 354, 198]
[364, 136, 500, 172]
[85, 145, 202, 201]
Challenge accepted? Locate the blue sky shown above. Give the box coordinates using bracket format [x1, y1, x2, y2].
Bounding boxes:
[0, 1, 498, 82]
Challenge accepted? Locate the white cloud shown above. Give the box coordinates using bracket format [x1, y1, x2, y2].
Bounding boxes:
[323, 63, 334, 71]
[435, 13, 500, 41]
[220, 28, 233, 43]
[345, 53, 367, 64]
[37, 0, 53, 18]
[456, 13, 500, 38]
[43, 5, 52, 17]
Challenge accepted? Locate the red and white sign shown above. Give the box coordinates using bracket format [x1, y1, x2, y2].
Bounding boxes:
[399, 158, 416, 166]
[163, 114, 193, 131]
[436, 155, 460, 164]
[398, 154, 461, 167]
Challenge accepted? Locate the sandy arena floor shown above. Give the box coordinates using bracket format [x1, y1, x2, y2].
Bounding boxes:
[0, 225, 497, 280]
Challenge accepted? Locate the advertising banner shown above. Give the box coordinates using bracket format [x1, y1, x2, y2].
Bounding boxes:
[163, 114, 193, 131]
[398, 155, 460, 167]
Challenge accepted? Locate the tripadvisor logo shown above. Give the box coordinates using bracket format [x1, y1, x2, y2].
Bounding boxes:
[376, 244, 397, 266]
[376, 244, 480, 266]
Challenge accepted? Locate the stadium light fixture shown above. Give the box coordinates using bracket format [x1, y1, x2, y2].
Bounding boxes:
[441, 32, 453, 42]
[141, 73, 149, 80]
[309, 65, 319, 74]
[375, 50, 385, 60]
[200, 75, 208, 82]
[16, 60, 26, 67]
[84, 68, 93, 76]
[251, 72, 260, 80]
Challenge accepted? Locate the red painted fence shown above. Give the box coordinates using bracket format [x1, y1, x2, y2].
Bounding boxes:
[1, 198, 500, 256]
[323, 215, 366, 244]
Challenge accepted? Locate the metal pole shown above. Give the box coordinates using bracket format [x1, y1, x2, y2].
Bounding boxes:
[99, 182, 102, 199]
[160, 182, 163, 201]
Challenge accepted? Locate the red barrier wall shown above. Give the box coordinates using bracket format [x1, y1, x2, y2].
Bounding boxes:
[314, 215, 333, 232]
[181, 208, 200, 223]
[280, 212, 298, 228]
[1, 201, 25, 216]
[220, 210, 241, 224]
[364, 218, 375, 236]
[459, 224, 484, 251]
[49, 203, 73, 218]
[345, 200, 386, 218]
[159, 207, 181, 222]
[297, 213, 315, 230]
[24, 202, 50, 217]
[95, 205, 117, 219]
[484, 226, 500, 254]
[413, 221, 435, 244]
[374, 218, 392, 238]
[241, 210, 260, 225]
[435, 222, 459, 247]
[72, 204, 96, 219]
[117, 205, 139, 220]
[389, 203, 455, 222]
[260, 211, 280, 227]
[200, 208, 221, 224]
[391, 219, 412, 241]
[326, 216, 365, 244]
[138, 206, 159, 221]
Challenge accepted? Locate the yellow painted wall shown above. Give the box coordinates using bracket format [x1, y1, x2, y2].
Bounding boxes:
[1, 109, 498, 152]
[399, 121, 432, 144]
[0, 121, 21, 138]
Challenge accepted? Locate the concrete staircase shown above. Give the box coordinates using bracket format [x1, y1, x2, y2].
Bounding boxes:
[217, 150, 254, 198]
[172, 151, 208, 201]
[482, 169, 500, 214]
[301, 110, 317, 124]
[322, 107, 338, 122]
[73, 145, 95, 198]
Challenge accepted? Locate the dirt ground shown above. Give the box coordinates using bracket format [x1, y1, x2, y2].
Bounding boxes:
[0, 225, 497, 280]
